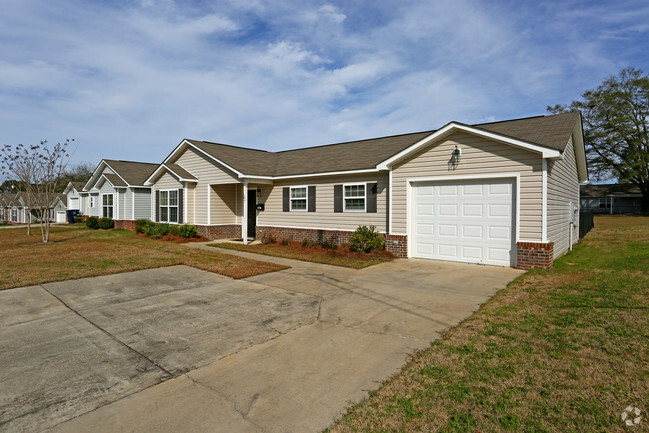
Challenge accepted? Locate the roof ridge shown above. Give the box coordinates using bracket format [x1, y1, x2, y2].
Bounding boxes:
[188, 139, 272, 154]
[473, 111, 577, 127]
[275, 129, 437, 154]
[104, 159, 158, 165]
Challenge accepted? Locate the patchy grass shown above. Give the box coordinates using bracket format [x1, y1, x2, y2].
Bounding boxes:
[0, 226, 288, 290]
[211, 240, 395, 269]
[328, 215, 649, 433]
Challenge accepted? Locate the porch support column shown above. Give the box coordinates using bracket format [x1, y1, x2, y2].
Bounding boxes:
[242, 180, 249, 245]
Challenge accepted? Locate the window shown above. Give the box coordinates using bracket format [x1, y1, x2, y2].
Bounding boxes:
[344, 184, 365, 211]
[599, 197, 611, 209]
[89, 196, 95, 208]
[11, 209, 17, 222]
[290, 186, 307, 211]
[159, 190, 178, 223]
[102, 194, 114, 218]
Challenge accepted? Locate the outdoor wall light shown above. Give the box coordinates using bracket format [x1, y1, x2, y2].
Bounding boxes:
[451, 145, 461, 163]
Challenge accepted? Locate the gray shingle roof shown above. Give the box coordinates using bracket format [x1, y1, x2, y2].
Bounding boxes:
[103, 160, 159, 186]
[182, 112, 580, 177]
[103, 173, 127, 187]
[580, 183, 642, 197]
[165, 163, 197, 180]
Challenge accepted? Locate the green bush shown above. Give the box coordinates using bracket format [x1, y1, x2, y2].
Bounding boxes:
[135, 219, 153, 234]
[321, 237, 338, 250]
[178, 224, 198, 238]
[98, 217, 114, 230]
[85, 216, 99, 230]
[73, 216, 83, 223]
[168, 224, 180, 236]
[349, 225, 385, 253]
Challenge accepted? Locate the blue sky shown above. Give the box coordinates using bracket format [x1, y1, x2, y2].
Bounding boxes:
[0, 0, 648, 172]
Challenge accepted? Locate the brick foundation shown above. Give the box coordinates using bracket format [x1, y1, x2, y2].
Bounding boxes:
[516, 242, 554, 270]
[255, 226, 409, 258]
[196, 224, 241, 240]
[114, 220, 136, 231]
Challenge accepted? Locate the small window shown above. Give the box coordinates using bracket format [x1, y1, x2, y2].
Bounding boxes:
[290, 186, 307, 211]
[102, 194, 114, 218]
[159, 190, 178, 223]
[344, 184, 365, 212]
[599, 197, 611, 209]
[89, 196, 95, 208]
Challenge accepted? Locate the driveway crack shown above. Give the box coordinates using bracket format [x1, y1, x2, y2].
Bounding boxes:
[38, 285, 173, 377]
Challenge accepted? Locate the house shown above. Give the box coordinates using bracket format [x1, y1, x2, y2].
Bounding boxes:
[145, 112, 587, 269]
[580, 183, 643, 214]
[1, 192, 67, 223]
[63, 182, 85, 214]
[0, 193, 14, 223]
[81, 159, 158, 229]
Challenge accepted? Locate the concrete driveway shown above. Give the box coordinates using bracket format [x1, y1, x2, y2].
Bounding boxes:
[0, 251, 522, 433]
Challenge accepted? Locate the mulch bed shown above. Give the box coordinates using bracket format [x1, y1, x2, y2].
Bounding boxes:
[135, 233, 209, 243]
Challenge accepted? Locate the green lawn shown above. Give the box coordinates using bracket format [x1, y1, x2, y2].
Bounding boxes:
[0, 226, 287, 290]
[328, 215, 649, 433]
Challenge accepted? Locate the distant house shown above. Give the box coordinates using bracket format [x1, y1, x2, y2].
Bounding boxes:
[63, 181, 86, 214]
[145, 111, 588, 269]
[580, 183, 643, 214]
[81, 159, 158, 229]
[0, 192, 67, 223]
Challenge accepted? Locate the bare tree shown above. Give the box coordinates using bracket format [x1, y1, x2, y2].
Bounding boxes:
[1, 140, 73, 242]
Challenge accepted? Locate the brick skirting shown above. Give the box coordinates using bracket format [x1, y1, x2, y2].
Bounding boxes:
[196, 224, 241, 240]
[255, 226, 409, 258]
[516, 241, 554, 270]
[114, 220, 136, 231]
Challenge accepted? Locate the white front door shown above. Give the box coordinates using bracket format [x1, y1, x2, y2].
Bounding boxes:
[411, 179, 515, 266]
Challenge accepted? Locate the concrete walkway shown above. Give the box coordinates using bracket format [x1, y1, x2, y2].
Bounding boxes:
[3, 248, 522, 433]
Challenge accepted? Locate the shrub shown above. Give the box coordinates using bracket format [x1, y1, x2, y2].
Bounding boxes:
[321, 237, 338, 250]
[135, 219, 153, 234]
[98, 217, 114, 230]
[168, 224, 180, 236]
[262, 234, 276, 244]
[73, 216, 83, 223]
[281, 239, 290, 246]
[178, 224, 198, 238]
[85, 216, 99, 230]
[302, 239, 317, 248]
[349, 225, 385, 253]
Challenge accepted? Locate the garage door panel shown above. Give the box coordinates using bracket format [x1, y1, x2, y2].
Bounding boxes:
[462, 204, 483, 217]
[462, 225, 483, 238]
[439, 204, 458, 216]
[412, 179, 515, 266]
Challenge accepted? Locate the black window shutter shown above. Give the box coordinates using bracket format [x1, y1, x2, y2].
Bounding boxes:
[308, 186, 316, 212]
[178, 188, 183, 224]
[334, 184, 343, 213]
[155, 190, 160, 222]
[366, 183, 378, 213]
[283, 187, 290, 212]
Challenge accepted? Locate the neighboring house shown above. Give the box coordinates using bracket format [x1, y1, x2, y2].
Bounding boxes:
[82, 160, 158, 229]
[580, 183, 643, 214]
[51, 194, 68, 223]
[2, 192, 67, 223]
[63, 181, 86, 213]
[0, 193, 15, 223]
[146, 111, 587, 269]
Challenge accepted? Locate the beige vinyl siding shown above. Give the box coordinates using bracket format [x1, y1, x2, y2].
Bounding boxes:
[258, 174, 388, 232]
[123, 188, 133, 220]
[134, 188, 151, 219]
[118, 189, 126, 219]
[169, 147, 241, 225]
[210, 184, 242, 224]
[547, 136, 579, 258]
[186, 183, 195, 224]
[101, 166, 115, 175]
[391, 131, 544, 240]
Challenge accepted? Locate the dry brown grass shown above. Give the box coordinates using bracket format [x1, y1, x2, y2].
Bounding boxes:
[211, 240, 395, 268]
[0, 226, 288, 290]
[328, 215, 649, 433]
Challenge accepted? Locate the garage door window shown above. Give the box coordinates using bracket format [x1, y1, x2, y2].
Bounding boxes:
[344, 184, 365, 212]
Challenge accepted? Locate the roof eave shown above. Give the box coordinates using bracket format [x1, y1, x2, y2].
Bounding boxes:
[376, 122, 562, 170]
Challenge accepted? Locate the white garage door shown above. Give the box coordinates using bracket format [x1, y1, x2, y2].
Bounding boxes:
[411, 179, 515, 266]
[56, 211, 67, 223]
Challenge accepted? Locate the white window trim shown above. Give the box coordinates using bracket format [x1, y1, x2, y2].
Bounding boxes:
[343, 183, 366, 212]
[158, 189, 180, 224]
[101, 193, 114, 218]
[89, 196, 95, 209]
[290, 186, 308, 212]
